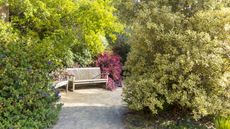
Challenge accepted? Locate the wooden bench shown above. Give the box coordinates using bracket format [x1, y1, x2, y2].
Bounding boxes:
[53, 80, 68, 93]
[66, 67, 108, 91]
[52, 69, 69, 93]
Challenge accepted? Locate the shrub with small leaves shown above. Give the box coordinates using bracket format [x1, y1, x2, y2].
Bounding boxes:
[0, 21, 61, 128]
[96, 52, 122, 90]
[123, 0, 230, 119]
[112, 34, 130, 65]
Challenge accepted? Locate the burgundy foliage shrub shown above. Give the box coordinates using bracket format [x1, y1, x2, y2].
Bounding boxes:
[96, 52, 122, 90]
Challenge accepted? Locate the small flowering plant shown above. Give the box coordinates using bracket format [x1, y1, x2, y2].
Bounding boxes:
[96, 52, 122, 90]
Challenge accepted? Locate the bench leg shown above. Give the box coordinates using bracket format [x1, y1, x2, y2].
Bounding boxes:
[72, 83, 75, 91]
[66, 83, 68, 93]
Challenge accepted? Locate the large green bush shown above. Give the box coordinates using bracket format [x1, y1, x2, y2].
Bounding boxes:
[123, 0, 230, 119]
[0, 0, 123, 128]
[0, 22, 61, 128]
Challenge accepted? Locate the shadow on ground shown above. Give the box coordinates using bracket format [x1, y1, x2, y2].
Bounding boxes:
[52, 87, 127, 129]
[53, 106, 127, 129]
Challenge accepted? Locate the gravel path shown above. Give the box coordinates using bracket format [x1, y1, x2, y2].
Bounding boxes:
[52, 87, 127, 129]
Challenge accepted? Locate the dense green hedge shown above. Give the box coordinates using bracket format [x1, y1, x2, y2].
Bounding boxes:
[124, 0, 230, 119]
[0, 22, 62, 128]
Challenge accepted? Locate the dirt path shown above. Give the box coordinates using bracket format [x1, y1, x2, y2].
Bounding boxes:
[52, 87, 127, 129]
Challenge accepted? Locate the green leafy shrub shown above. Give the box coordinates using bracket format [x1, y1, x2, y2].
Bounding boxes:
[215, 116, 230, 129]
[0, 22, 61, 128]
[112, 34, 130, 65]
[123, 0, 230, 119]
[0, 0, 6, 5]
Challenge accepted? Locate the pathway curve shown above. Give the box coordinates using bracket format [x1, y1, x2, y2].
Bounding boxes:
[52, 87, 127, 129]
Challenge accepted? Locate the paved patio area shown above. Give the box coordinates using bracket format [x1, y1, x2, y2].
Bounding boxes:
[52, 86, 127, 129]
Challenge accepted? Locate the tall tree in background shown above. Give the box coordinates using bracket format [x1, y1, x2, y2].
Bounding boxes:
[8, 0, 123, 66]
[72, 0, 123, 66]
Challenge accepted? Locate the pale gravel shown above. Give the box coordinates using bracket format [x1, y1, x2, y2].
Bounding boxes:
[52, 86, 127, 129]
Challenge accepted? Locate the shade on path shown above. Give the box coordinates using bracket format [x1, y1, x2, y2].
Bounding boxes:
[52, 87, 127, 129]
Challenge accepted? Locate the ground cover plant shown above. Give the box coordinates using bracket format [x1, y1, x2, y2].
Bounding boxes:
[123, 0, 230, 121]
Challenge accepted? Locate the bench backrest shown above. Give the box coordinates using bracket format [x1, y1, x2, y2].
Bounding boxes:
[66, 67, 101, 80]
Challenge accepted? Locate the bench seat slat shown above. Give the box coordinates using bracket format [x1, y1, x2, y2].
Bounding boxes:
[72, 79, 107, 83]
[73, 81, 107, 84]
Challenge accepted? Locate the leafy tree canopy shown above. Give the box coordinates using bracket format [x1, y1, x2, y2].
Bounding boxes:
[8, 0, 123, 66]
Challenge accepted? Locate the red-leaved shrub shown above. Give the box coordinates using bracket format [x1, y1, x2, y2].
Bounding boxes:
[96, 52, 122, 90]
